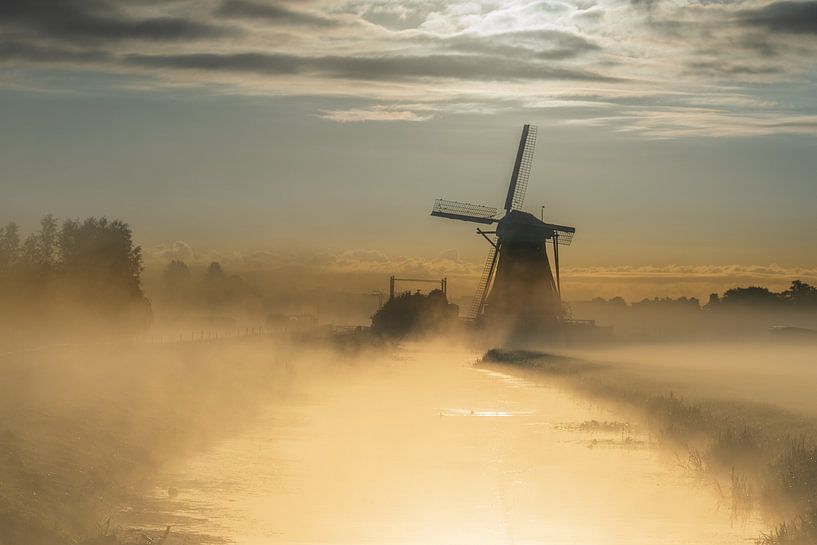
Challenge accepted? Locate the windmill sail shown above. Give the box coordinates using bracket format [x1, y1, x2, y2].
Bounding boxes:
[543, 222, 576, 245]
[503, 124, 538, 211]
[431, 199, 498, 224]
[468, 242, 499, 319]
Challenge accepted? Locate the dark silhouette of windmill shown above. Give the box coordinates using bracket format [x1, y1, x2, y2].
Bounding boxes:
[430, 125, 575, 327]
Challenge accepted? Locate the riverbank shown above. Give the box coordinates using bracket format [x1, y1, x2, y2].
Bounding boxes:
[481, 348, 817, 544]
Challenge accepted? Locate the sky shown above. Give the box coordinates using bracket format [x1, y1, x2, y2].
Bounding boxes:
[1, 0, 817, 300]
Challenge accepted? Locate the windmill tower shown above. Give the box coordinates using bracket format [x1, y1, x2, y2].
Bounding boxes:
[430, 125, 575, 329]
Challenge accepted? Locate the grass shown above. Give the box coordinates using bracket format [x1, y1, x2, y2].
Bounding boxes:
[759, 511, 817, 545]
[481, 349, 817, 545]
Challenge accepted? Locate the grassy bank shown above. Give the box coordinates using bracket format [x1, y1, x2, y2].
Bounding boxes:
[481, 349, 817, 545]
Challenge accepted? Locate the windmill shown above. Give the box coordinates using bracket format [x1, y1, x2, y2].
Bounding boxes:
[430, 125, 576, 327]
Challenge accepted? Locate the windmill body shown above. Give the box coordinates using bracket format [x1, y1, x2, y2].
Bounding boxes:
[430, 125, 576, 329]
[487, 210, 561, 322]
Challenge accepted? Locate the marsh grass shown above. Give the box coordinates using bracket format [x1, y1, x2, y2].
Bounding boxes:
[481, 349, 817, 545]
[677, 446, 707, 476]
[759, 510, 817, 545]
[731, 466, 755, 518]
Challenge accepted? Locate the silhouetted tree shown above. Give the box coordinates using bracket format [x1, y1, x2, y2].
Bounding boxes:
[782, 280, 817, 308]
[205, 261, 225, 281]
[190, 261, 258, 311]
[163, 260, 191, 290]
[58, 217, 151, 328]
[0, 215, 152, 340]
[0, 222, 21, 275]
[591, 296, 628, 308]
[371, 289, 458, 338]
[632, 296, 700, 310]
[160, 260, 192, 308]
[720, 286, 781, 307]
[18, 214, 59, 277]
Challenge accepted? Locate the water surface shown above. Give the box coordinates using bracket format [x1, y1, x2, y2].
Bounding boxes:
[126, 345, 763, 544]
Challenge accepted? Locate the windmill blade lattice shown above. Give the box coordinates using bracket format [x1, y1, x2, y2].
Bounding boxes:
[554, 230, 574, 246]
[431, 199, 498, 224]
[504, 125, 538, 211]
[469, 241, 499, 319]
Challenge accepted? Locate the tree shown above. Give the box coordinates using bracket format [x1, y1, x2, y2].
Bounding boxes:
[0, 222, 21, 274]
[58, 217, 151, 327]
[720, 286, 781, 307]
[38, 214, 59, 268]
[782, 280, 817, 308]
[163, 260, 191, 290]
[205, 261, 225, 281]
[705, 293, 721, 309]
[632, 296, 700, 310]
[18, 215, 59, 275]
[371, 289, 458, 338]
[199, 261, 258, 310]
[0, 215, 154, 339]
[590, 296, 628, 308]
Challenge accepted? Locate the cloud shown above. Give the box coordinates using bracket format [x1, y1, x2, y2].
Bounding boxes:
[352, 1, 447, 30]
[0, 0, 233, 43]
[740, 1, 817, 35]
[124, 51, 620, 82]
[217, 0, 340, 27]
[564, 107, 817, 138]
[427, 28, 602, 60]
[147, 240, 195, 263]
[0, 40, 110, 63]
[319, 104, 434, 122]
[1, 0, 816, 138]
[685, 60, 784, 77]
[144, 244, 482, 277]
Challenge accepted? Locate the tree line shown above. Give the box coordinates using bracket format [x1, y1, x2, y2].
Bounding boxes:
[159, 259, 261, 315]
[589, 280, 817, 311]
[0, 215, 151, 341]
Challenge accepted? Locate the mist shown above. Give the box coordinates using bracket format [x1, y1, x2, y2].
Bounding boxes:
[3, 203, 817, 545]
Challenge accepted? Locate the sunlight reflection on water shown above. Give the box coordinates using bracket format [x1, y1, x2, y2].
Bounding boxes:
[439, 408, 534, 417]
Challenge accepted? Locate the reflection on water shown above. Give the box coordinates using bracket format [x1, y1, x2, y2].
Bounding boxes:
[124, 345, 763, 544]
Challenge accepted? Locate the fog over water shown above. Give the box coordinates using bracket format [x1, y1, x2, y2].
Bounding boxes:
[122, 343, 764, 544]
[565, 342, 817, 417]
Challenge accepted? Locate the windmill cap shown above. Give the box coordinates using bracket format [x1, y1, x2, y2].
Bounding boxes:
[498, 210, 573, 244]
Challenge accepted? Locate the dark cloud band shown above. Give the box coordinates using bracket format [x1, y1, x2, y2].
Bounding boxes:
[740, 1, 817, 35]
[217, 0, 340, 27]
[124, 51, 620, 82]
[0, 0, 235, 42]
